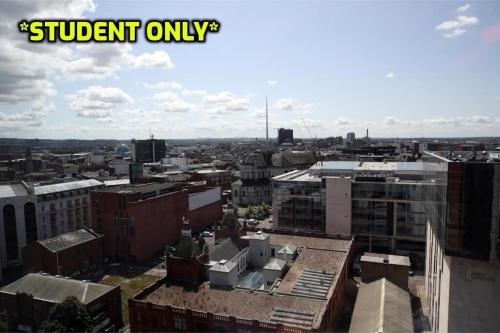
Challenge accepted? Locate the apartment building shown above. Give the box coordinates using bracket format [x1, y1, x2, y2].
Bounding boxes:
[35, 179, 104, 240]
[272, 161, 428, 261]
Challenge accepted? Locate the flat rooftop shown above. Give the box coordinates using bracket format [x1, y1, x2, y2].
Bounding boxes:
[34, 179, 103, 195]
[0, 182, 29, 198]
[97, 182, 174, 194]
[136, 232, 352, 330]
[361, 252, 411, 267]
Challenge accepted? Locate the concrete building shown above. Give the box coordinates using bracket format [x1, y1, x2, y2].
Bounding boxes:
[129, 231, 353, 332]
[423, 152, 500, 332]
[131, 138, 166, 163]
[0, 182, 37, 268]
[277, 128, 293, 144]
[0, 273, 122, 332]
[346, 132, 355, 144]
[272, 161, 428, 262]
[22, 228, 104, 277]
[232, 153, 272, 206]
[34, 179, 104, 240]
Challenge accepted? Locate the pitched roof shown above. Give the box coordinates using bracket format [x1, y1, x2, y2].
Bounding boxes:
[0, 273, 116, 304]
[264, 259, 287, 271]
[0, 183, 30, 198]
[38, 228, 100, 252]
[209, 238, 240, 262]
[349, 278, 413, 333]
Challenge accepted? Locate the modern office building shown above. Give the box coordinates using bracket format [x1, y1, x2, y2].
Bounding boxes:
[272, 161, 429, 262]
[129, 231, 353, 332]
[422, 152, 500, 332]
[131, 137, 166, 163]
[277, 128, 293, 144]
[346, 132, 355, 144]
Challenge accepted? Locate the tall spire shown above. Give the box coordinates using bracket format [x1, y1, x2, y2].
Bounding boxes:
[266, 96, 269, 151]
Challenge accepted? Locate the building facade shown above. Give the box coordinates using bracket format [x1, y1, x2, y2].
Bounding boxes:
[277, 128, 293, 144]
[0, 182, 37, 268]
[22, 228, 104, 277]
[131, 138, 166, 163]
[272, 161, 428, 262]
[423, 152, 500, 332]
[34, 179, 104, 240]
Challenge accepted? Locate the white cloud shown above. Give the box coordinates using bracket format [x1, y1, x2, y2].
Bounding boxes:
[64, 44, 175, 80]
[385, 72, 395, 79]
[153, 91, 198, 112]
[435, 15, 479, 38]
[68, 86, 133, 118]
[144, 82, 183, 90]
[267, 80, 278, 86]
[182, 89, 207, 96]
[124, 51, 175, 70]
[273, 98, 315, 114]
[204, 91, 250, 112]
[457, 4, 470, 13]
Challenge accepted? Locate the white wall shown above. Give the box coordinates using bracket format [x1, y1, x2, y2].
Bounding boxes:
[249, 236, 270, 268]
[209, 265, 238, 287]
[189, 187, 221, 211]
[325, 176, 352, 237]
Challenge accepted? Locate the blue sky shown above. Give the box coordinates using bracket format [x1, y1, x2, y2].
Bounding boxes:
[1, 0, 499, 139]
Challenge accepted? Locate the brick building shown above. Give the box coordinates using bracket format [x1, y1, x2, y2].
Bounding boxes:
[22, 227, 104, 277]
[0, 273, 122, 332]
[129, 231, 353, 332]
[190, 169, 232, 190]
[91, 182, 222, 263]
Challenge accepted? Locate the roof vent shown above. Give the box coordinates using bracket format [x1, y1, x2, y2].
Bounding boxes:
[256, 231, 262, 235]
[383, 259, 389, 264]
[219, 260, 228, 265]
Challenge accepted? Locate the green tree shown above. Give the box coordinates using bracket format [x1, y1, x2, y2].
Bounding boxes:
[40, 296, 93, 332]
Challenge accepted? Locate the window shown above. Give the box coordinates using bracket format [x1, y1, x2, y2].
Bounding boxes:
[3, 204, 18, 260]
[260, 252, 263, 257]
[24, 202, 37, 244]
[271, 248, 275, 257]
[173, 317, 187, 331]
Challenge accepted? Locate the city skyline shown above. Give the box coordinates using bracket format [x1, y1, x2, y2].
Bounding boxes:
[1, 0, 500, 139]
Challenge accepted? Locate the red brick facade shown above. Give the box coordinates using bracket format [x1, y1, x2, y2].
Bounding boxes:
[22, 231, 104, 277]
[91, 189, 189, 263]
[188, 200, 223, 232]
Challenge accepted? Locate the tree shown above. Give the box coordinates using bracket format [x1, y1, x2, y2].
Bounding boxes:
[40, 296, 93, 332]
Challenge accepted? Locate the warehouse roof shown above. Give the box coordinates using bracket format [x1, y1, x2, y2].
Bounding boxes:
[38, 228, 101, 252]
[0, 273, 116, 305]
[349, 278, 413, 333]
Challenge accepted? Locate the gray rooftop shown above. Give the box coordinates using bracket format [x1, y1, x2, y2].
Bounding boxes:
[0, 182, 30, 198]
[361, 252, 411, 267]
[0, 273, 116, 304]
[349, 278, 413, 333]
[38, 229, 100, 252]
[264, 258, 287, 271]
[209, 238, 240, 262]
[34, 179, 103, 195]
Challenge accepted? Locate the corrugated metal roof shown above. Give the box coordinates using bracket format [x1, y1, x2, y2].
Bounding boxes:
[38, 229, 100, 252]
[34, 179, 103, 195]
[0, 273, 115, 304]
